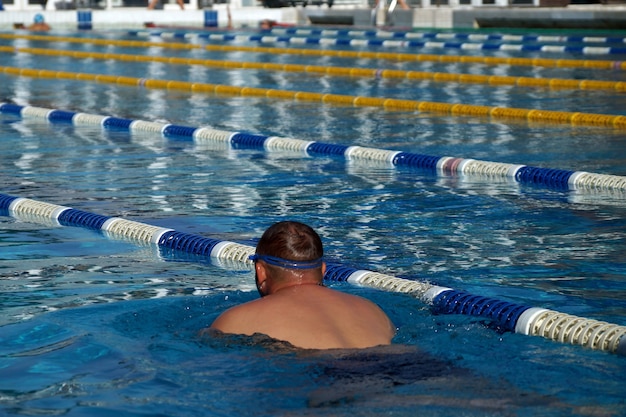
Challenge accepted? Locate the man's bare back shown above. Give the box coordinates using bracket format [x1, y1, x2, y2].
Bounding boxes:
[211, 283, 394, 349]
[208, 221, 395, 350]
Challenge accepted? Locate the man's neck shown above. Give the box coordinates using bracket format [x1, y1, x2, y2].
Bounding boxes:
[270, 280, 324, 295]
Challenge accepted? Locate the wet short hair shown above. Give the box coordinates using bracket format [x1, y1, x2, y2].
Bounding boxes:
[256, 221, 323, 262]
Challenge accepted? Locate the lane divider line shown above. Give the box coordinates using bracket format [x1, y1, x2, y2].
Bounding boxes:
[1, 45, 624, 92]
[1, 33, 625, 71]
[1, 192, 624, 356]
[2, 66, 626, 131]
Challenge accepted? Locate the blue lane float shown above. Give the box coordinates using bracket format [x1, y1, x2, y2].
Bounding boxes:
[1, 192, 625, 356]
[127, 30, 626, 56]
[271, 28, 626, 46]
[2, 102, 625, 193]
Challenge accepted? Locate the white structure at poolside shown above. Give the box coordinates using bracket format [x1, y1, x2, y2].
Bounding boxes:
[1, 0, 625, 30]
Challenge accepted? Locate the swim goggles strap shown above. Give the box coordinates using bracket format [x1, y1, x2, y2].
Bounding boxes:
[249, 254, 323, 270]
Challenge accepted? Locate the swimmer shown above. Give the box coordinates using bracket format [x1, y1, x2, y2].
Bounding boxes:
[259, 19, 294, 30]
[148, 0, 184, 10]
[27, 14, 51, 32]
[208, 221, 395, 350]
[259, 19, 276, 30]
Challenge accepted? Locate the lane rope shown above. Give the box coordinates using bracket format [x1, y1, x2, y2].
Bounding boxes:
[2, 45, 624, 92]
[2, 65, 626, 131]
[1, 102, 625, 195]
[131, 29, 626, 56]
[271, 28, 626, 46]
[1, 33, 625, 71]
[1, 192, 624, 356]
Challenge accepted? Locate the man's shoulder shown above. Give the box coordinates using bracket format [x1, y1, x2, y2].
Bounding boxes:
[211, 298, 264, 331]
[330, 287, 382, 307]
[218, 297, 266, 319]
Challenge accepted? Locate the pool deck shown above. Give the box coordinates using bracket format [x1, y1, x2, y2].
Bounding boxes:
[0, 3, 625, 30]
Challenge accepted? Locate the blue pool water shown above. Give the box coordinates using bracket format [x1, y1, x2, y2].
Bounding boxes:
[1, 28, 626, 416]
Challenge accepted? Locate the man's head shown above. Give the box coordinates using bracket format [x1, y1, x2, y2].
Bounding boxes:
[252, 221, 325, 296]
[257, 221, 323, 261]
[259, 19, 275, 30]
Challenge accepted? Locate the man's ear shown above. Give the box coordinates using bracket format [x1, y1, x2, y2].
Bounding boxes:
[321, 262, 327, 277]
[255, 261, 270, 297]
[256, 261, 268, 281]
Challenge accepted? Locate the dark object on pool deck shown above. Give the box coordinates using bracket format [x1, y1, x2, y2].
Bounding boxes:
[466, 5, 626, 30]
[308, 15, 354, 25]
[262, 0, 334, 7]
[476, 16, 626, 29]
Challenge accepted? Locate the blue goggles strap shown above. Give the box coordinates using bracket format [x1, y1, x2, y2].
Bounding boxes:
[249, 254, 323, 270]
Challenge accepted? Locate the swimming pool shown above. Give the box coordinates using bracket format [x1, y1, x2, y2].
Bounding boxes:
[1, 26, 625, 416]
